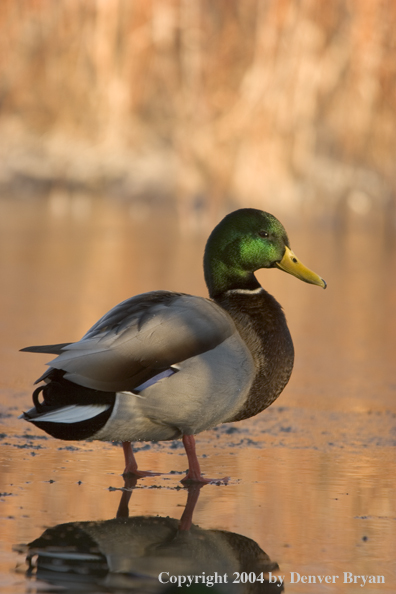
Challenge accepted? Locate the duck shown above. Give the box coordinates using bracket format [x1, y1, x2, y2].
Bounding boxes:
[20, 208, 326, 483]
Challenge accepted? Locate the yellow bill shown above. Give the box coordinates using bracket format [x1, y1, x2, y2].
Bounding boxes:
[276, 246, 326, 288]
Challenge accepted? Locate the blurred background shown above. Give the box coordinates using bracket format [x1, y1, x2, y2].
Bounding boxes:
[1, 3, 396, 590]
[0, 0, 396, 226]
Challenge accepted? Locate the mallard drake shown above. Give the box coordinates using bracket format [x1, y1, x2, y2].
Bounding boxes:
[20, 209, 326, 483]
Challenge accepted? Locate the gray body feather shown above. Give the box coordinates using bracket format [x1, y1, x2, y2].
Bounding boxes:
[23, 291, 255, 441]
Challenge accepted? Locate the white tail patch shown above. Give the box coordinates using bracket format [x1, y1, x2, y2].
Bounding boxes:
[33, 404, 110, 424]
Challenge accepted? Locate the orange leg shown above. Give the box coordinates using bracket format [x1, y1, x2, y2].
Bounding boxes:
[122, 441, 161, 478]
[180, 434, 229, 484]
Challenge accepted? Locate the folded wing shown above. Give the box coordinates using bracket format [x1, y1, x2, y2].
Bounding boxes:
[22, 291, 236, 392]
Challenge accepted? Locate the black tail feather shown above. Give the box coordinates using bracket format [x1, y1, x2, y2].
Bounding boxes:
[30, 370, 115, 408]
[22, 370, 116, 441]
[32, 385, 46, 412]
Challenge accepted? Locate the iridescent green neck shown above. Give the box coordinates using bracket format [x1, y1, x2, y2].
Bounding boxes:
[204, 257, 261, 297]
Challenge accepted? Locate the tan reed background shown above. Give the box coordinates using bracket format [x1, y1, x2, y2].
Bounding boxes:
[0, 0, 395, 223]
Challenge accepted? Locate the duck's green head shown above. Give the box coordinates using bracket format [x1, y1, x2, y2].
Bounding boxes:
[204, 208, 326, 297]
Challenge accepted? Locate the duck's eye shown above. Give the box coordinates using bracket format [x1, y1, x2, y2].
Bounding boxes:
[258, 230, 269, 238]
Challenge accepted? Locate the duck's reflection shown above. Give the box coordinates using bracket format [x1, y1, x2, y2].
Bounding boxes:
[17, 478, 284, 593]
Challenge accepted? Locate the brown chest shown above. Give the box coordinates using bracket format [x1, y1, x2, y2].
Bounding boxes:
[215, 290, 294, 422]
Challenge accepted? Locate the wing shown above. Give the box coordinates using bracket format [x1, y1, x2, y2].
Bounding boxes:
[24, 291, 237, 392]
